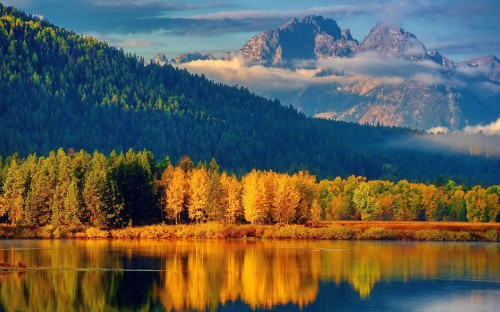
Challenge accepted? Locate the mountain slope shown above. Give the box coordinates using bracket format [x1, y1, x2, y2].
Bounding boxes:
[1, 4, 499, 184]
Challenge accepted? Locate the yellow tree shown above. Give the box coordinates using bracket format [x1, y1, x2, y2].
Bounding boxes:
[465, 186, 487, 222]
[292, 171, 317, 224]
[272, 174, 301, 225]
[187, 167, 208, 223]
[310, 199, 322, 226]
[353, 181, 381, 221]
[220, 173, 242, 224]
[242, 170, 268, 224]
[166, 166, 187, 224]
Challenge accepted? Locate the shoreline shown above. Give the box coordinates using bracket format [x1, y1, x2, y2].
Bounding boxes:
[0, 222, 498, 242]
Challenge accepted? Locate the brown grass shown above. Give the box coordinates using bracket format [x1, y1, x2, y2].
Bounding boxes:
[321, 221, 500, 231]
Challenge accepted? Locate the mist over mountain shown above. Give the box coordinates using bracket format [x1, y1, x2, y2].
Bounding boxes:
[165, 16, 500, 132]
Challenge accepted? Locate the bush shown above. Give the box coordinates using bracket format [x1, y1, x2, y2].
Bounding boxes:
[484, 229, 498, 242]
[311, 227, 357, 240]
[76, 227, 110, 238]
[360, 227, 397, 240]
[413, 230, 472, 241]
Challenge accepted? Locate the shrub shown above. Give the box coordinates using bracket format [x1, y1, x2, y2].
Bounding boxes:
[76, 227, 110, 238]
[360, 227, 397, 240]
[312, 227, 357, 240]
[484, 229, 498, 242]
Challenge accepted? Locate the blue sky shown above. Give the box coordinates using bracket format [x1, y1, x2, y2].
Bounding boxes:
[5, 0, 500, 62]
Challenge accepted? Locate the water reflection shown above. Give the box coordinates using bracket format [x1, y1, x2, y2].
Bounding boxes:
[0, 240, 498, 311]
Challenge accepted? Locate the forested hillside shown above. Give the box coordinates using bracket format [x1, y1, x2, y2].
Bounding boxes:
[0, 4, 499, 184]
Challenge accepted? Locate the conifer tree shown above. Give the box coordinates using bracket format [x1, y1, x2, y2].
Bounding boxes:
[83, 152, 124, 228]
[205, 158, 224, 222]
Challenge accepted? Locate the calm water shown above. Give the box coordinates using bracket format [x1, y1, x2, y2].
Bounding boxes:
[0, 239, 498, 312]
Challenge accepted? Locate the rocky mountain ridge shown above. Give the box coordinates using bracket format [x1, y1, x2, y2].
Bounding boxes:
[153, 16, 499, 131]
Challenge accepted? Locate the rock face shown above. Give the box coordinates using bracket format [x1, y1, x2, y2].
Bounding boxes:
[152, 53, 168, 66]
[171, 52, 215, 64]
[240, 15, 359, 66]
[359, 22, 427, 61]
[427, 50, 455, 71]
[457, 55, 500, 82]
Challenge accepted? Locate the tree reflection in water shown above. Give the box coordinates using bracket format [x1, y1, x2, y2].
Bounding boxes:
[0, 240, 498, 311]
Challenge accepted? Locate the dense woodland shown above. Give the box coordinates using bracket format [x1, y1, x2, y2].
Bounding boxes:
[0, 149, 498, 229]
[1, 4, 500, 185]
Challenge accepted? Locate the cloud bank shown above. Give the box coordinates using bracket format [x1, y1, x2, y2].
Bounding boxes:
[178, 52, 479, 96]
[463, 117, 500, 135]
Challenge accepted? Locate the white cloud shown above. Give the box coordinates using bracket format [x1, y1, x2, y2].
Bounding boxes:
[179, 57, 324, 91]
[185, 5, 379, 20]
[178, 52, 460, 97]
[463, 117, 500, 135]
[427, 126, 449, 134]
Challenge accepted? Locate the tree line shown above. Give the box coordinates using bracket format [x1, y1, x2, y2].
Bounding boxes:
[0, 149, 498, 229]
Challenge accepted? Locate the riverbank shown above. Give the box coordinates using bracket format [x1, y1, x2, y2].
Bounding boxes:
[0, 222, 498, 241]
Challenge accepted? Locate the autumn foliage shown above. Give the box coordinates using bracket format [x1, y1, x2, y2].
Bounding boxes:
[0, 149, 499, 231]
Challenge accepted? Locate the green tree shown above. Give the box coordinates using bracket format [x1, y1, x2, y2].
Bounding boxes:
[205, 158, 224, 221]
[83, 152, 124, 228]
[465, 186, 487, 222]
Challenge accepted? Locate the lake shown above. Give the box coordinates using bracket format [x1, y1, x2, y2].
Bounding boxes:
[0, 240, 498, 311]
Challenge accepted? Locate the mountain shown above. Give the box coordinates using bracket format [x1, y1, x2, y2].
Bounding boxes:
[171, 52, 215, 64]
[240, 16, 359, 66]
[151, 53, 168, 66]
[167, 16, 499, 131]
[1, 4, 500, 184]
[358, 22, 427, 61]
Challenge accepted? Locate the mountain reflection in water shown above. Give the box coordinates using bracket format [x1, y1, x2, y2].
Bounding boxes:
[0, 240, 498, 311]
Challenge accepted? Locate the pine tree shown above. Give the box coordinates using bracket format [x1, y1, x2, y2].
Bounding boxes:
[83, 152, 124, 228]
[25, 155, 57, 226]
[205, 158, 224, 222]
[51, 149, 73, 226]
[2, 158, 26, 224]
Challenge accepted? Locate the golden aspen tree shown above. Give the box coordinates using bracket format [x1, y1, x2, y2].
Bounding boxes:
[166, 166, 187, 224]
[272, 174, 300, 225]
[187, 167, 208, 223]
[292, 171, 317, 224]
[465, 186, 487, 222]
[159, 164, 174, 220]
[310, 199, 322, 226]
[220, 172, 242, 224]
[242, 170, 267, 224]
